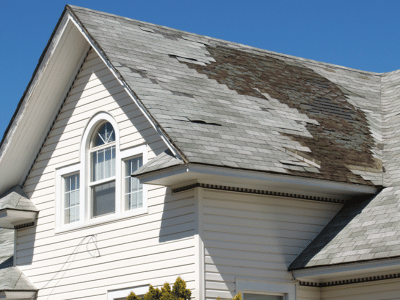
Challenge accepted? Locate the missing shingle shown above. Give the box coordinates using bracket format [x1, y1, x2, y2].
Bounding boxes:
[154, 29, 181, 40]
[169, 54, 198, 62]
[139, 26, 155, 33]
[171, 91, 194, 98]
[175, 117, 222, 126]
[189, 119, 222, 126]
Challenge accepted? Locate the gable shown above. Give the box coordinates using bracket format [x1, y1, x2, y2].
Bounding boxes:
[23, 48, 165, 201]
[0, 13, 89, 195]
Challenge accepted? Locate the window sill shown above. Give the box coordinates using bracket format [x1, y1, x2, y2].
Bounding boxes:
[54, 206, 148, 234]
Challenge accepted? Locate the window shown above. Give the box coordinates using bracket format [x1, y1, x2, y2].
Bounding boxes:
[236, 279, 295, 300]
[90, 122, 116, 218]
[55, 113, 148, 232]
[125, 156, 143, 210]
[64, 173, 80, 224]
[244, 294, 283, 300]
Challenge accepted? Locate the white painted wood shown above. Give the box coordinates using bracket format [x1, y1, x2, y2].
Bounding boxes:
[194, 187, 205, 300]
[18, 49, 196, 300]
[202, 189, 342, 300]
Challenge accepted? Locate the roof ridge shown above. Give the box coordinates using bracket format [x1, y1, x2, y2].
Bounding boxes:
[67, 5, 386, 76]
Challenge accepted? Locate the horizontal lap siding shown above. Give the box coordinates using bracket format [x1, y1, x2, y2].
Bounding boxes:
[202, 190, 342, 300]
[19, 49, 196, 300]
[297, 285, 320, 300]
[321, 279, 400, 300]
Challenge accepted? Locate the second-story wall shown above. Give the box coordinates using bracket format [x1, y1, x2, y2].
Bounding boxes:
[15, 49, 197, 300]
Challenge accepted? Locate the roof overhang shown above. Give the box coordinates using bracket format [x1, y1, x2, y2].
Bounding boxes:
[136, 163, 378, 200]
[0, 9, 90, 195]
[291, 256, 400, 284]
[0, 290, 37, 300]
[0, 209, 38, 229]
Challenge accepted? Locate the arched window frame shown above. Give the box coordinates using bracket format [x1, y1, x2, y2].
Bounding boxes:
[80, 113, 122, 223]
[55, 112, 148, 232]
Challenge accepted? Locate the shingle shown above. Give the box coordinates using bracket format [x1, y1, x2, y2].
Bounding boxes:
[67, 5, 400, 269]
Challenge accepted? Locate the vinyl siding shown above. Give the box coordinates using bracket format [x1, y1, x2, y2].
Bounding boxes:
[297, 285, 320, 300]
[201, 189, 342, 300]
[321, 278, 400, 300]
[18, 49, 196, 300]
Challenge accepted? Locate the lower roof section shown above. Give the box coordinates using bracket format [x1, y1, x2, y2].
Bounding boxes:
[292, 256, 400, 285]
[135, 161, 378, 202]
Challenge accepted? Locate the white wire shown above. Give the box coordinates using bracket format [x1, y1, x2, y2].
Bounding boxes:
[30, 234, 100, 300]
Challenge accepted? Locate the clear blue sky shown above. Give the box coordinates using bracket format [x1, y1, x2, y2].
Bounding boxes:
[1, 0, 400, 139]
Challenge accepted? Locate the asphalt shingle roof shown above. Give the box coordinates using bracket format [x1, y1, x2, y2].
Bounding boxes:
[69, 5, 383, 187]
[64, 5, 400, 269]
[0, 229, 36, 291]
[0, 186, 38, 212]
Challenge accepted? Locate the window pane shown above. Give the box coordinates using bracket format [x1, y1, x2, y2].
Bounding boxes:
[244, 294, 283, 300]
[92, 181, 115, 217]
[64, 174, 80, 224]
[125, 156, 143, 210]
[91, 146, 116, 182]
[95, 122, 115, 146]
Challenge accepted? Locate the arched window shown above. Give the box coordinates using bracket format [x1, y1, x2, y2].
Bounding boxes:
[90, 122, 116, 218]
[56, 112, 148, 231]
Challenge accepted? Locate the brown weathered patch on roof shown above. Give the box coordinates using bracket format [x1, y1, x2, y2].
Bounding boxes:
[177, 45, 380, 184]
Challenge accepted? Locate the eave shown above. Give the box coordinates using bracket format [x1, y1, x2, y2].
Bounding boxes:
[136, 163, 378, 201]
[0, 290, 37, 300]
[291, 256, 400, 286]
[0, 209, 38, 229]
[0, 9, 90, 195]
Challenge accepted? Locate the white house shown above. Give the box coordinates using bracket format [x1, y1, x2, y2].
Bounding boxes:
[1, 5, 400, 300]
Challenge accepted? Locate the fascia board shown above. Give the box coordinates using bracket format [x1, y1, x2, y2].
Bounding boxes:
[0, 10, 70, 162]
[0, 209, 38, 228]
[137, 163, 377, 198]
[291, 256, 400, 282]
[0, 291, 37, 299]
[66, 8, 184, 163]
[0, 10, 90, 194]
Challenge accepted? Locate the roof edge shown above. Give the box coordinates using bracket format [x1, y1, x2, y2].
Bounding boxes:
[291, 255, 400, 281]
[66, 5, 188, 163]
[0, 6, 69, 152]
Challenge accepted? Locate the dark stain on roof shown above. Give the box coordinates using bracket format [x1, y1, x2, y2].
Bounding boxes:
[176, 45, 380, 184]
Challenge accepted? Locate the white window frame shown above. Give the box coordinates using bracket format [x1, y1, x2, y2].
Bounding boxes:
[107, 284, 149, 300]
[121, 145, 148, 217]
[55, 112, 148, 233]
[236, 279, 295, 300]
[55, 163, 82, 230]
[82, 113, 121, 223]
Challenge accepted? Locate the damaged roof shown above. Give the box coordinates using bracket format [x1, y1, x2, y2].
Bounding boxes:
[68, 5, 384, 187]
[64, 5, 400, 270]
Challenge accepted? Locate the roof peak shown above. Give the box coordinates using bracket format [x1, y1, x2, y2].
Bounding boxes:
[67, 4, 386, 76]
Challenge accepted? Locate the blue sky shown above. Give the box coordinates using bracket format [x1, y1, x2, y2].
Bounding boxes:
[1, 0, 400, 138]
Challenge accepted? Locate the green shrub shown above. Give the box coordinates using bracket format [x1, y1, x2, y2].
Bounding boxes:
[216, 292, 242, 300]
[127, 277, 191, 300]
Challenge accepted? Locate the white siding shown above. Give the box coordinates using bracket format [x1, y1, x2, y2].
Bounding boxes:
[201, 189, 342, 300]
[297, 285, 320, 300]
[321, 279, 400, 300]
[18, 49, 196, 300]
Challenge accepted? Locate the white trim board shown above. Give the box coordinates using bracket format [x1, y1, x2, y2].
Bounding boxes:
[236, 279, 296, 300]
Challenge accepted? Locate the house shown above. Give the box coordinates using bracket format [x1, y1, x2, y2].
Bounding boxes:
[1, 4, 400, 300]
